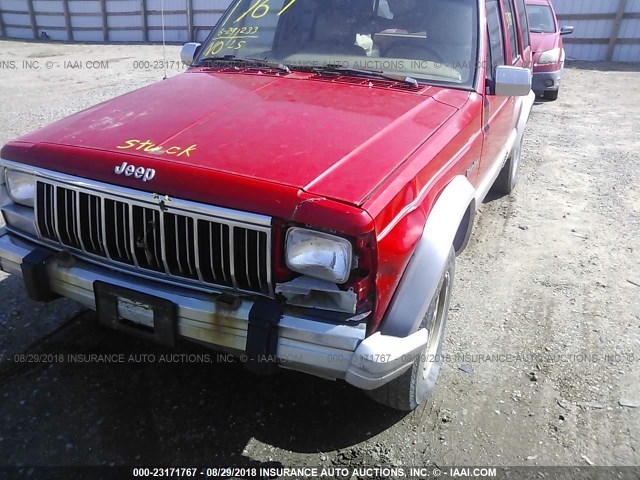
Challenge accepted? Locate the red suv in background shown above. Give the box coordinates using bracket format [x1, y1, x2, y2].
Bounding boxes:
[526, 0, 573, 100]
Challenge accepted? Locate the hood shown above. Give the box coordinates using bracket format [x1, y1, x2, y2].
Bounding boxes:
[530, 31, 560, 60]
[3, 69, 461, 212]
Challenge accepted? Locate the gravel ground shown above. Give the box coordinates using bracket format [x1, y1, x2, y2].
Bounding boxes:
[0, 40, 639, 470]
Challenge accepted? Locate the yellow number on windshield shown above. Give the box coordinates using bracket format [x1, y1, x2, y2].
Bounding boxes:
[203, 40, 224, 57]
[235, 0, 298, 22]
[236, 0, 270, 21]
[278, 0, 297, 15]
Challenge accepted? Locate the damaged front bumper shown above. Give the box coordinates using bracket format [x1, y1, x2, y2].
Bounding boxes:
[0, 228, 427, 390]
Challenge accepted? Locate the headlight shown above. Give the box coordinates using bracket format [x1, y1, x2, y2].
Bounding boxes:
[5, 169, 36, 207]
[538, 48, 561, 64]
[285, 227, 353, 284]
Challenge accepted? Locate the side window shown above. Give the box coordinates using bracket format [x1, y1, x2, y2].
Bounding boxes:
[486, 0, 506, 78]
[502, 0, 520, 63]
[514, 0, 530, 49]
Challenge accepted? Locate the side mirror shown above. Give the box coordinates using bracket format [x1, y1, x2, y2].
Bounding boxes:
[560, 26, 574, 36]
[493, 65, 531, 97]
[180, 42, 201, 66]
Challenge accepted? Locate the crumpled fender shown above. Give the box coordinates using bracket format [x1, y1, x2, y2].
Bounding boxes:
[379, 175, 475, 337]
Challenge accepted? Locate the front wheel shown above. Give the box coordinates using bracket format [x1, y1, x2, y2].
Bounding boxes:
[366, 248, 455, 411]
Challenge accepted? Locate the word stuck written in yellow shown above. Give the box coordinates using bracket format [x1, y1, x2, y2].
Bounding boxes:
[116, 139, 197, 158]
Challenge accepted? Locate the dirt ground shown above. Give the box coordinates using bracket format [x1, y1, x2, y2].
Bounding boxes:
[0, 40, 639, 471]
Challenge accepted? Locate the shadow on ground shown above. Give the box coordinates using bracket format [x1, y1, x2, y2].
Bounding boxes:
[0, 310, 406, 465]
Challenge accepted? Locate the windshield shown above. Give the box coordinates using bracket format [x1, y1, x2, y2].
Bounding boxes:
[196, 0, 479, 88]
[526, 5, 556, 33]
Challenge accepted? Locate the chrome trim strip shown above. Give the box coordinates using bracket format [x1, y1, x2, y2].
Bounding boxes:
[128, 203, 139, 267]
[50, 186, 56, 238]
[96, 196, 105, 256]
[173, 214, 182, 275]
[229, 226, 237, 289]
[33, 182, 43, 239]
[265, 230, 272, 295]
[208, 222, 218, 283]
[220, 224, 229, 284]
[100, 196, 112, 260]
[185, 218, 195, 277]
[122, 202, 132, 262]
[72, 190, 82, 249]
[51, 184, 61, 242]
[61, 187, 68, 243]
[87, 195, 96, 252]
[193, 218, 204, 282]
[113, 201, 123, 260]
[44, 185, 52, 238]
[244, 229, 251, 290]
[151, 209, 162, 269]
[70, 191, 78, 245]
[257, 231, 264, 293]
[42, 184, 49, 237]
[158, 208, 171, 274]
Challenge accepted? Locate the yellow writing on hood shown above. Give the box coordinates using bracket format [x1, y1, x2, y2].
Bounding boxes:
[116, 139, 197, 158]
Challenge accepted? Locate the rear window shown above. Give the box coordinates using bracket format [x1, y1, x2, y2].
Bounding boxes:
[527, 4, 556, 33]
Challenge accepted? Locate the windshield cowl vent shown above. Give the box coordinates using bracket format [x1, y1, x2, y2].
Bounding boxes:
[198, 66, 291, 77]
[309, 73, 426, 91]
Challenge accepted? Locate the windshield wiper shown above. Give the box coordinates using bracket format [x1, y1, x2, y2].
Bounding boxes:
[196, 54, 291, 73]
[297, 64, 419, 87]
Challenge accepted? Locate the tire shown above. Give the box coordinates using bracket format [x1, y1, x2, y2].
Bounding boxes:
[492, 129, 524, 195]
[366, 247, 455, 411]
[544, 89, 559, 101]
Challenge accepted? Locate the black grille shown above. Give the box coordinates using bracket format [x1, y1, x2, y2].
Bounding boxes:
[35, 181, 271, 294]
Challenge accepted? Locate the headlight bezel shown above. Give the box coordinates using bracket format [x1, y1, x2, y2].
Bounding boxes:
[5, 169, 36, 208]
[285, 227, 353, 284]
[0, 166, 10, 208]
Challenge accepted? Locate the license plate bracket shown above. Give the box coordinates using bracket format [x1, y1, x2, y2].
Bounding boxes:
[93, 280, 177, 347]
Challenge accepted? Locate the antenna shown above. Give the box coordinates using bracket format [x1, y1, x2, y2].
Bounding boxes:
[160, 0, 168, 79]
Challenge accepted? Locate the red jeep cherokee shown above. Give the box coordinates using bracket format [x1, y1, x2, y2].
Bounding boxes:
[0, 0, 533, 411]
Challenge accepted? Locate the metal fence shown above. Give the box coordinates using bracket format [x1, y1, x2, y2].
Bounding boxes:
[0, 0, 639, 61]
[0, 0, 229, 43]
[553, 0, 640, 61]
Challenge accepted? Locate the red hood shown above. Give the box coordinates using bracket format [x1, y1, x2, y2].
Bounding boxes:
[2, 69, 462, 228]
[530, 31, 560, 62]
